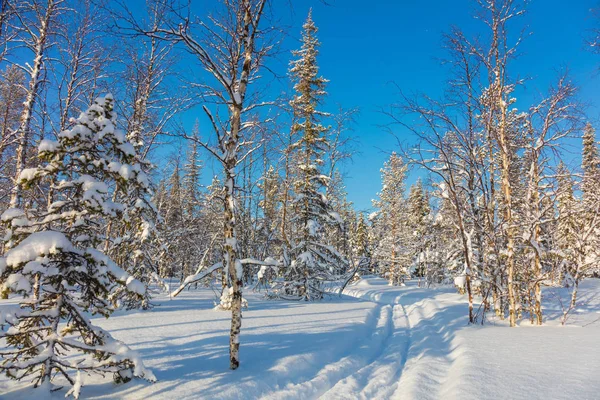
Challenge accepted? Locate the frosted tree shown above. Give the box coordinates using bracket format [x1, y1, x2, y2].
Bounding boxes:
[258, 164, 281, 260]
[407, 179, 430, 281]
[350, 212, 373, 276]
[327, 170, 354, 262]
[55, 0, 108, 133]
[555, 162, 577, 282]
[564, 124, 600, 307]
[0, 95, 155, 398]
[105, 145, 162, 310]
[158, 161, 186, 279]
[125, 0, 275, 369]
[0, 65, 26, 200]
[582, 123, 600, 215]
[520, 75, 580, 324]
[282, 10, 348, 300]
[372, 153, 410, 286]
[182, 120, 203, 219]
[8, 0, 64, 207]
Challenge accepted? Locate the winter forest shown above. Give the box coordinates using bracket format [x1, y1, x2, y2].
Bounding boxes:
[0, 0, 600, 399]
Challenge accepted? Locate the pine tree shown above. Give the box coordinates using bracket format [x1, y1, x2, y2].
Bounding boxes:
[283, 10, 347, 300]
[106, 149, 162, 310]
[327, 170, 354, 264]
[407, 179, 430, 279]
[159, 162, 189, 279]
[0, 95, 155, 397]
[555, 162, 577, 281]
[582, 123, 600, 210]
[258, 165, 280, 258]
[351, 212, 373, 275]
[182, 120, 203, 219]
[372, 153, 410, 285]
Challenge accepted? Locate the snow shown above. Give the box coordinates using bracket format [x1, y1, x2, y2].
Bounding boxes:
[125, 276, 146, 296]
[3, 273, 31, 293]
[1, 278, 599, 399]
[38, 139, 59, 153]
[454, 275, 466, 288]
[1, 208, 25, 222]
[18, 168, 39, 183]
[5, 231, 73, 267]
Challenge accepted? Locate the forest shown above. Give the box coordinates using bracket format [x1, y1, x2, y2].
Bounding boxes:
[0, 0, 599, 399]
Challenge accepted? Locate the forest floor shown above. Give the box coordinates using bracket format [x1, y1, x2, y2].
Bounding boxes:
[1, 278, 600, 399]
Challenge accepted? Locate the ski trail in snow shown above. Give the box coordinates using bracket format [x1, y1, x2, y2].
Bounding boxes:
[321, 280, 458, 400]
[265, 280, 461, 400]
[390, 296, 456, 400]
[266, 304, 394, 399]
[320, 297, 412, 400]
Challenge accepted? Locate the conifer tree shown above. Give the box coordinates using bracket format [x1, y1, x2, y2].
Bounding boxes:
[407, 179, 430, 279]
[258, 165, 281, 259]
[283, 11, 347, 300]
[0, 95, 155, 398]
[182, 121, 203, 219]
[556, 162, 577, 281]
[582, 123, 600, 210]
[372, 153, 410, 285]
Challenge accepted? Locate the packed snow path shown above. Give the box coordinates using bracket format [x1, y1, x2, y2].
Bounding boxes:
[295, 278, 466, 400]
[1, 278, 600, 399]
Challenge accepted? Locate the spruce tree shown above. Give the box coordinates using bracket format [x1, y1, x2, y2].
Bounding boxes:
[372, 152, 410, 285]
[555, 162, 577, 284]
[408, 179, 430, 279]
[283, 10, 347, 300]
[0, 95, 155, 397]
[182, 120, 203, 219]
[582, 123, 600, 210]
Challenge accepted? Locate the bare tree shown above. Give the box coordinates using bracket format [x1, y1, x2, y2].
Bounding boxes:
[7, 0, 64, 207]
[522, 74, 582, 324]
[119, 0, 275, 369]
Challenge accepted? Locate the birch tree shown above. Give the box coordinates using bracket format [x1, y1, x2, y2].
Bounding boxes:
[121, 0, 274, 369]
[8, 0, 64, 207]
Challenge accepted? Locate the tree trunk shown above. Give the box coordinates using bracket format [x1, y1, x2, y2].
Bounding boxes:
[225, 100, 242, 370]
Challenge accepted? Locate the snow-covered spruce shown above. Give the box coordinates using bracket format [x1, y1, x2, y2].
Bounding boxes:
[274, 11, 349, 300]
[371, 153, 411, 286]
[0, 95, 156, 397]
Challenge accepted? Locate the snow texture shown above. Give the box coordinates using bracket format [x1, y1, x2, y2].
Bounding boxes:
[1, 278, 599, 399]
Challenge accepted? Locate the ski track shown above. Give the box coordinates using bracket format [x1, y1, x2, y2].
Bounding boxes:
[266, 279, 600, 400]
[269, 282, 455, 400]
[266, 304, 394, 399]
[277, 280, 461, 400]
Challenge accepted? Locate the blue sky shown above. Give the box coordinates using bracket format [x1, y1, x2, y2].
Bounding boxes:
[171, 0, 600, 211]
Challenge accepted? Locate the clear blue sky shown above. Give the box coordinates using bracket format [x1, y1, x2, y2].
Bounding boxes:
[172, 0, 600, 211]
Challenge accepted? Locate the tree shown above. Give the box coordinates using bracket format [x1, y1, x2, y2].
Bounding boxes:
[8, 0, 64, 207]
[407, 179, 430, 280]
[126, 0, 274, 369]
[283, 10, 347, 300]
[0, 94, 155, 398]
[0, 65, 26, 202]
[182, 120, 203, 219]
[582, 123, 600, 210]
[372, 153, 410, 286]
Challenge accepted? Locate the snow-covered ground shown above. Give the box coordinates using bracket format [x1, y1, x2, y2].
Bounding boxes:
[1, 278, 600, 399]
